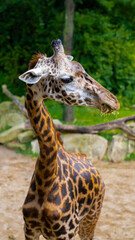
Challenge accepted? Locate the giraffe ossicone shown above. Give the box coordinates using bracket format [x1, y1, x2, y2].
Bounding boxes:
[19, 39, 120, 240]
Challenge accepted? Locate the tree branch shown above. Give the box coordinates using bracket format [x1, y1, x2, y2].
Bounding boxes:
[2, 84, 135, 138]
[53, 117, 135, 138]
[2, 84, 28, 118]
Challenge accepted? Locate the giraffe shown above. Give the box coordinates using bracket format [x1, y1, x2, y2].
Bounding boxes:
[19, 39, 120, 240]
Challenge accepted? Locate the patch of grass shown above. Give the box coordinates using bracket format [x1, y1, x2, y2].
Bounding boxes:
[75, 104, 135, 126]
[105, 155, 109, 162]
[44, 99, 135, 142]
[45, 99, 135, 127]
[125, 152, 135, 161]
[99, 129, 123, 141]
[45, 99, 63, 120]
[15, 142, 39, 158]
[0, 126, 11, 134]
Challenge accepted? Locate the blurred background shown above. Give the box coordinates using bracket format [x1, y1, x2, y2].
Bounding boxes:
[0, 0, 135, 125]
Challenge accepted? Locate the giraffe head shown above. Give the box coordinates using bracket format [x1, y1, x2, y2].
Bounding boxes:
[19, 39, 120, 113]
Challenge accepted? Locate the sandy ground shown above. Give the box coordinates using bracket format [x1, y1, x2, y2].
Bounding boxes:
[0, 145, 135, 240]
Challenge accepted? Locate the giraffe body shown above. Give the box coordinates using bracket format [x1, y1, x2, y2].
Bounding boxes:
[19, 39, 119, 240]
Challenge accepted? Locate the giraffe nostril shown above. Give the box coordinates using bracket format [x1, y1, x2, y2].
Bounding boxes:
[110, 94, 116, 100]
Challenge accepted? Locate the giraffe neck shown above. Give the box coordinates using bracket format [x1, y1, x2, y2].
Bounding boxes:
[25, 86, 58, 180]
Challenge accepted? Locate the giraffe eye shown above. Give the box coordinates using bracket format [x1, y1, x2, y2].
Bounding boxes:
[60, 75, 73, 84]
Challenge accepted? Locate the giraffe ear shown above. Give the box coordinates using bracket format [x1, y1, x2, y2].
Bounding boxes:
[67, 55, 74, 61]
[19, 68, 49, 84]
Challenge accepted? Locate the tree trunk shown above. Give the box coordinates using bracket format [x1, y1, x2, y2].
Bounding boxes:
[63, 0, 75, 122]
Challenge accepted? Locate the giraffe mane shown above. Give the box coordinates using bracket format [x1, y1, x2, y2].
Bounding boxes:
[28, 53, 45, 69]
[56, 132, 63, 146]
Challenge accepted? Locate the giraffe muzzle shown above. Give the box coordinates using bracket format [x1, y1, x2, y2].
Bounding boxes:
[100, 95, 120, 113]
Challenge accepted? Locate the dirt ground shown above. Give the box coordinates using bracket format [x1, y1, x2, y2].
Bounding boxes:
[0, 145, 135, 240]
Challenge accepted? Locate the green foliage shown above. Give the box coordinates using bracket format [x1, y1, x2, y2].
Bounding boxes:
[0, 0, 64, 99]
[0, 0, 135, 105]
[15, 142, 39, 158]
[125, 152, 135, 161]
[73, 3, 135, 99]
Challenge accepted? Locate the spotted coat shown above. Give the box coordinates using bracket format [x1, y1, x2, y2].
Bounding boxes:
[19, 39, 119, 240]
